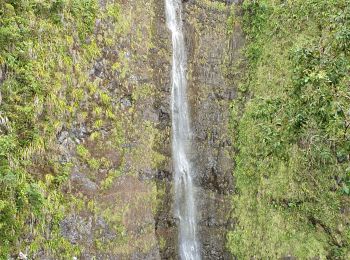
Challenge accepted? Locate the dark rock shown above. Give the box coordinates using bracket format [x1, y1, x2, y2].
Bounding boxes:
[120, 95, 132, 108]
[157, 170, 172, 181]
[90, 58, 108, 79]
[281, 256, 297, 260]
[60, 215, 93, 245]
[57, 130, 69, 144]
[0, 66, 6, 105]
[138, 168, 157, 181]
[70, 168, 99, 196]
[131, 248, 161, 260]
[0, 112, 9, 134]
[72, 124, 89, 140]
[95, 217, 117, 240]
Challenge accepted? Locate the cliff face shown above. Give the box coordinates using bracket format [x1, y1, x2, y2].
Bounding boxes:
[0, 0, 242, 259]
[56, 0, 169, 258]
[227, 1, 350, 259]
[156, 0, 244, 259]
[56, 0, 244, 258]
[3, 1, 348, 259]
[1, 0, 168, 258]
[45, 0, 168, 258]
[185, 1, 242, 259]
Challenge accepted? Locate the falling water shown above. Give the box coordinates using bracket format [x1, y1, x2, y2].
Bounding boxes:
[165, 0, 201, 259]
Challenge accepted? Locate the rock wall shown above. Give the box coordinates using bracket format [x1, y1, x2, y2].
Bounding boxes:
[53, 0, 171, 258]
[185, 0, 243, 259]
[2, 0, 243, 258]
[156, 0, 245, 259]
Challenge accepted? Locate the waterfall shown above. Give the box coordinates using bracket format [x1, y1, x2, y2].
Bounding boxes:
[165, 0, 201, 259]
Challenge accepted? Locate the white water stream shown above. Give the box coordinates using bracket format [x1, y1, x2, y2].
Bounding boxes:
[165, 0, 201, 259]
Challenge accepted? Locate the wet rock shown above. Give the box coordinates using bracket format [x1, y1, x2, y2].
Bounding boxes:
[175, 0, 244, 258]
[70, 168, 99, 196]
[155, 0, 240, 257]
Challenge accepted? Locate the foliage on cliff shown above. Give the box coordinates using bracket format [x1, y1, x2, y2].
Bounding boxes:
[0, 0, 164, 257]
[0, 0, 105, 257]
[0, 0, 99, 257]
[228, 0, 350, 258]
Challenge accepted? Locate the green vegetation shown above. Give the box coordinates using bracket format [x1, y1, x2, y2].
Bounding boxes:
[227, 0, 350, 258]
[0, 0, 102, 257]
[8, 0, 349, 258]
[1, 0, 164, 258]
[0, 0, 124, 257]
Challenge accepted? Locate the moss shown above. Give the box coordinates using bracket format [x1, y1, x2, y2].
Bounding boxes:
[0, 0, 138, 257]
[227, 0, 350, 258]
[201, 0, 226, 11]
[0, 0, 104, 256]
[100, 169, 122, 190]
[1, 0, 166, 257]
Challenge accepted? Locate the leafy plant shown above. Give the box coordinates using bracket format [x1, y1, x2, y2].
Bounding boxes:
[228, 0, 350, 258]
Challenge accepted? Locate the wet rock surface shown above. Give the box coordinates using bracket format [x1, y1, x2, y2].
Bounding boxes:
[155, 0, 245, 259]
[183, 0, 244, 259]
